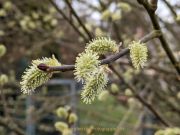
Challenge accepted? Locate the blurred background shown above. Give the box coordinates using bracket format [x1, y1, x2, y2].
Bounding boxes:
[0, 0, 180, 135]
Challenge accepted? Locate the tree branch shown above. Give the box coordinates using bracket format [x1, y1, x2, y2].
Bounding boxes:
[64, 0, 93, 39]
[49, 0, 88, 42]
[163, 0, 178, 20]
[0, 117, 25, 135]
[109, 65, 170, 127]
[137, 0, 180, 75]
[38, 30, 161, 72]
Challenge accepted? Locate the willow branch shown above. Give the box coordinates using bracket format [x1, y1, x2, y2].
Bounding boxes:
[163, 0, 177, 20]
[0, 116, 25, 135]
[38, 30, 161, 72]
[0, 87, 9, 117]
[99, 1, 123, 42]
[109, 65, 170, 127]
[49, 0, 88, 42]
[137, 0, 180, 75]
[64, 0, 93, 39]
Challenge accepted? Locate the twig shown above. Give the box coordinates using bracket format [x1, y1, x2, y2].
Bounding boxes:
[49, 0, 88, 42]
[99, 1, 123, 42]
[137, 0, 180, 75]
[38, 30, 161, 72]
[109, 65, 170, 127]
[0, 116, 25, 135]
[0, 87, 9, 117]
[64, 0, 93, 40]
[112, 22, 123, 42]
[163, 0, 177, 20]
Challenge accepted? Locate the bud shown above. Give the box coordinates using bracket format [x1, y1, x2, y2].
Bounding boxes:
[54, 122, 68, 132]
[110, 83, 119, 94]
[123, 69, 133, 81]
[68, 113, 78, 124]
[49, 7, 56, 14]
[4, 1, 13, 11]
[128, 97, 142, 108]
[155, 128, 180, 135]
[0, 30, 5, 36]
[117, 2, 132, 12]
[20, 19, 28, 30]
[86, 125, 94, 135]
[112, 10, 122, 21]
[124, 88, 133, 96]
[27, 21, 36, 29]
[98, 90, 110, 101]
[62, 128, 73, 135]
[56, 107, 68, 118]
[0, 74, 8, 86]
[31, 12, 39, 19]
[154, 129, 164, 135]
[0, 44, 6, 57]
[43, 15, 52, 22]
[177, 92, 180, 99]
[0, 9, 6, 17]
[127, 97, 136, 106]
[101, 9, 111, 20]
[50, 19, 58, 27]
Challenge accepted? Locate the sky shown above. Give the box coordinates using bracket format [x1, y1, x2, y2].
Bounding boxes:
[157, 0, 179, 22]
[55, 0, 180, 23]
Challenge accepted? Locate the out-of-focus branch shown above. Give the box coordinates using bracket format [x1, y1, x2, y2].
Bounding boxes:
[99, 1, 123, 42]
[109, 65, 170, 127]
[163, 0, 177, 20]
[0, 116, 25, 135]
[38, 30, 161, 72]
[0, 87, 9, 117]
[64, 0, 93, 40]
[114, 104, 135, 135]
[49, 0, 88, 42]
[137, 0, 180, 75]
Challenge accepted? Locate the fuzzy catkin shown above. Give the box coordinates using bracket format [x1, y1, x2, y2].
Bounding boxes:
[0, 44, 6, 57]
[20, 55, 61, 94]
[85, 37, 118, 55]
[74, 50, 100, 82]
[81, 68, 108, 104]
[129, 41, 148, 70]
